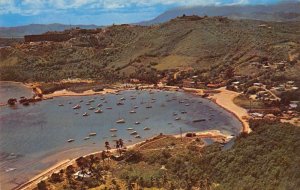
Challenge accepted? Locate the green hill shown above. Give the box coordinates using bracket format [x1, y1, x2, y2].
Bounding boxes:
[0, 16, 299, 84]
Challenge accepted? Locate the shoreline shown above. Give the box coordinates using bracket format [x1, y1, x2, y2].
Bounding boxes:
[16, 130, 232, 190]
[3, 81, 249, 190]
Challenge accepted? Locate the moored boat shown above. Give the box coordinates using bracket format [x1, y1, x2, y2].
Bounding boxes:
[116, 118, 125, 123]
[94, 109, 103, 113]
[144, 127, 150, 130]
[89, 132, 97, 136]
[130, 131, 138, 135]
[110, 128, 118, 132]
[73, 104, 81, 109]
[83, 112, 89, 116]
[67, 139, 74, 143]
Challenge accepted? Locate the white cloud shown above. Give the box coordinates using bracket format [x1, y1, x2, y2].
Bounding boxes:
[0, 0, 296, 15]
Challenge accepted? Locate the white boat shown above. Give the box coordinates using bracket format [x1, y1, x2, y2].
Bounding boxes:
[67, 139, 75, 142]
[73, 104, 81, 109]
[127, 128, 134, 130]
[86, 103, 91, 105]
[116, 118, 125, 123]
[97, 103, 103, 107]
[89, 132, 97, 136]
[100, 97, 105, 100]
[88, 107, 95, 110]
[134, 106, 139, 109]
[130, 131, 138, 135]
[103, 100, 108, 103]
[144, 127, 150, 130]
[84, 137, 90, 140]
[110, 128, 118, 132]
[94, 109, 103, 113]
[173, 112, 178, 116]
[83, 112, 89, 116]
[111, 134, 117, 137]
[5, 168, 16, 172]
[58, 104, 64, 106]
[135, 135, 141, 138]
[89, 99, 95, 103]
[120, 97, 126, 100]
[185, 103, 190, 106]
[181, 111, 187, 114]
[175, 117, 181, 120]
[129, 110, 136, 113]
[135, 121, 140, 125]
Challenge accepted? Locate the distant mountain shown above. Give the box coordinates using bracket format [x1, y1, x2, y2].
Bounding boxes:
[0, 23, 100, 38]
[139, 2, 300, 25]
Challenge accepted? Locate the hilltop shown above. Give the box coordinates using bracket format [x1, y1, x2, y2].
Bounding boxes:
[0, 23, 100, 38]
[139, 2, 300, 25]
[0, 16, 299, 85]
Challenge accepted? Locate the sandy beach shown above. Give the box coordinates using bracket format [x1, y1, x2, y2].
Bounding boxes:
[209, 87, 251, 133]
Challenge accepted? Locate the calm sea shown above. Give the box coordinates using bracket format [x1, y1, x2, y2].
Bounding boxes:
[0, 82, 242, 189]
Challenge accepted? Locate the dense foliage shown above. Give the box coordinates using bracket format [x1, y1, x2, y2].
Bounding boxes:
[118, 121, 300, 190]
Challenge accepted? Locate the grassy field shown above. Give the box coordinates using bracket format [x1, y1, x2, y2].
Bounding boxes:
[233, 94, 266, 110]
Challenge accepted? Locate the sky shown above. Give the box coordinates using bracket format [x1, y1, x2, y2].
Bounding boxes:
[0, 0, 297, 27]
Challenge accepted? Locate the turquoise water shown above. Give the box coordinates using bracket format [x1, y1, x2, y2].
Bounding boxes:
[0, 82, 242, 189]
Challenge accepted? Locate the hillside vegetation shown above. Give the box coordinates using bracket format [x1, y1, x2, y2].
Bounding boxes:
[39, 120, 300, 190]
[0, 16, 299, 84]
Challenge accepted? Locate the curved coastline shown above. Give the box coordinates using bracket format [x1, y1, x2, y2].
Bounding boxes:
[3, 82, 249, 190]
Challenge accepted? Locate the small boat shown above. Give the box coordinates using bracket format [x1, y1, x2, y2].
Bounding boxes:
[179, 100, 184, 104]
[116, 102, 124, 106]
[144, 127, 150, 130]
[83, 112, 89, 116]
[135, 135, 141, 138]
[106, 107, 112, 109]
[67, 139, 74, 143]
[134, 106, 139, 109]
[116, 119, 125, 123]
[103, 100, 108, 103]
[79, 100, 83, 102]
[181, 111, 187, 114]
[88, 99, 95, 103]
[94, 109, 103, 113]
[173, 112, 178, 116]
[86, 103, 91, 105]
[168, 122, 172, 125]
[89, 132, 97, 136]
[110, 128, 118, 132]
[5, 168, 16, 172]
[131, 97, 136, 100]
[185, 103, 190, 106]
[151, 98, 156, 100]
[68, 102, 72, 104]
[129, 110, 136, 113]
[151, 100, 156, 103]
[127, 128, 134, 130]
[84, 137, 90, 140]
[193, 119, 206, 122]
[97, 103, 103, 107]
[130, 131, 138, 135]
[58, 104, 64, 106]
[135, 121, 140, 125]
[175, 117, 181, 120]
[146, 105, 152, 108]
[120, 97, 126, 100]
[111, 134, 117, 137]
[100, 97, 105, 100]
[88, 107, 95, 110]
